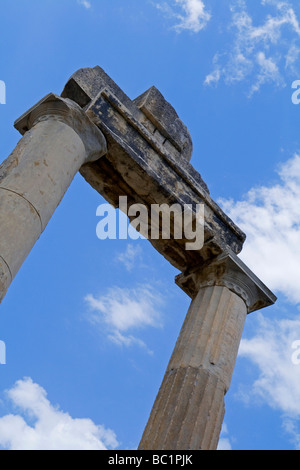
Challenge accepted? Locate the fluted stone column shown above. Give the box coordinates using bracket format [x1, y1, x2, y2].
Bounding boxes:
[139, 252, 275, 450]
[0, 93, 107, 304]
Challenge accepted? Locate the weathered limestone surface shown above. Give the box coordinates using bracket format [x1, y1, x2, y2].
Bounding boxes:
[139, 252, 276, 450]
[0, 93, 106, 303]
[62, 66, 246, 271]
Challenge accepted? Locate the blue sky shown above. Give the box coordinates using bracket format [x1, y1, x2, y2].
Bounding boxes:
[1, 0, 300, 450]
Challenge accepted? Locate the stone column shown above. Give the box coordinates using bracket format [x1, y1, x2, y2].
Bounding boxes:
[0, 93, 107, 304]
[139, 252, 276, 450]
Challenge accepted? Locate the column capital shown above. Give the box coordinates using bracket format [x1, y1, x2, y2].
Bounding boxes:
[14, 93, 107, 164]
[176, 251, 277, 313]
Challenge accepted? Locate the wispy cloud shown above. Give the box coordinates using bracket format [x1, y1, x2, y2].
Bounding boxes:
[85, 285, 164, 352]
[115, 244, 142, 272]
[220, 153, 300, 304]
[238, 314, 300, 448]
[155, 1, 300, 94]
[239, 315, 300, 415]
[217, 424, 233, 450]
[205, 0, 300, 95]
[77, 0, 91, 9]
[0, 378, 118, 450]
[218, 149, 300, 448]
[156, 0, 211, 33]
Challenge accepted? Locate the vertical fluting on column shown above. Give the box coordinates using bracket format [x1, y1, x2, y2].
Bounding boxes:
[0, 256, 12, 305]
[139, 251, 276, 450]
[0, 93, 106, 304]
[139, 284, 247, 451]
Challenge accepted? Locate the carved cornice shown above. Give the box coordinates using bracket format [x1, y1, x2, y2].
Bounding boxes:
[176, 251, 277, 314]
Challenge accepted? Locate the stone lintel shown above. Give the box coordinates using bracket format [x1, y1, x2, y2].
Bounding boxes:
[175, 250, 277, 313]
[14, 93, 107, 163]
[61, 67, 246, 271]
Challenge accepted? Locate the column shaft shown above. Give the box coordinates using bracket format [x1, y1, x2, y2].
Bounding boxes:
[139, 285, 247, 450]
[0, 94, 106, 303]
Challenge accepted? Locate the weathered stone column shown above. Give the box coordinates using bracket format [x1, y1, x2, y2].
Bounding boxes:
[0, 93, 107, 304]
[139, 252, 276, 450]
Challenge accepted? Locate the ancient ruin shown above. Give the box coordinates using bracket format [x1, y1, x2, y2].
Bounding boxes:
[0, 66, 276, 450]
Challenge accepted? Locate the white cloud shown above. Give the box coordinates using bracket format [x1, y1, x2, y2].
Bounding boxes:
[238, 314, 300, 448]
[205, 0, 300, 95]
[157, 0, 211, 33]
[0, 378, 118, 450]
[85, 285, 164, 351]
[220, 154, 300, 304]
[219, 153, 300, 448]
[217, 437, 232, 450]
[115, 244, 142, 272]
[77, 0, 91, 9]
[204, 65, 221, 86]
[239, 314, 300, 415]
[173, 0, 211, 32]
[285, 43, 300, 73]
[157, 0, 300, 91]
[249, 51, 283, 96]
[217, 424, 233, 450]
